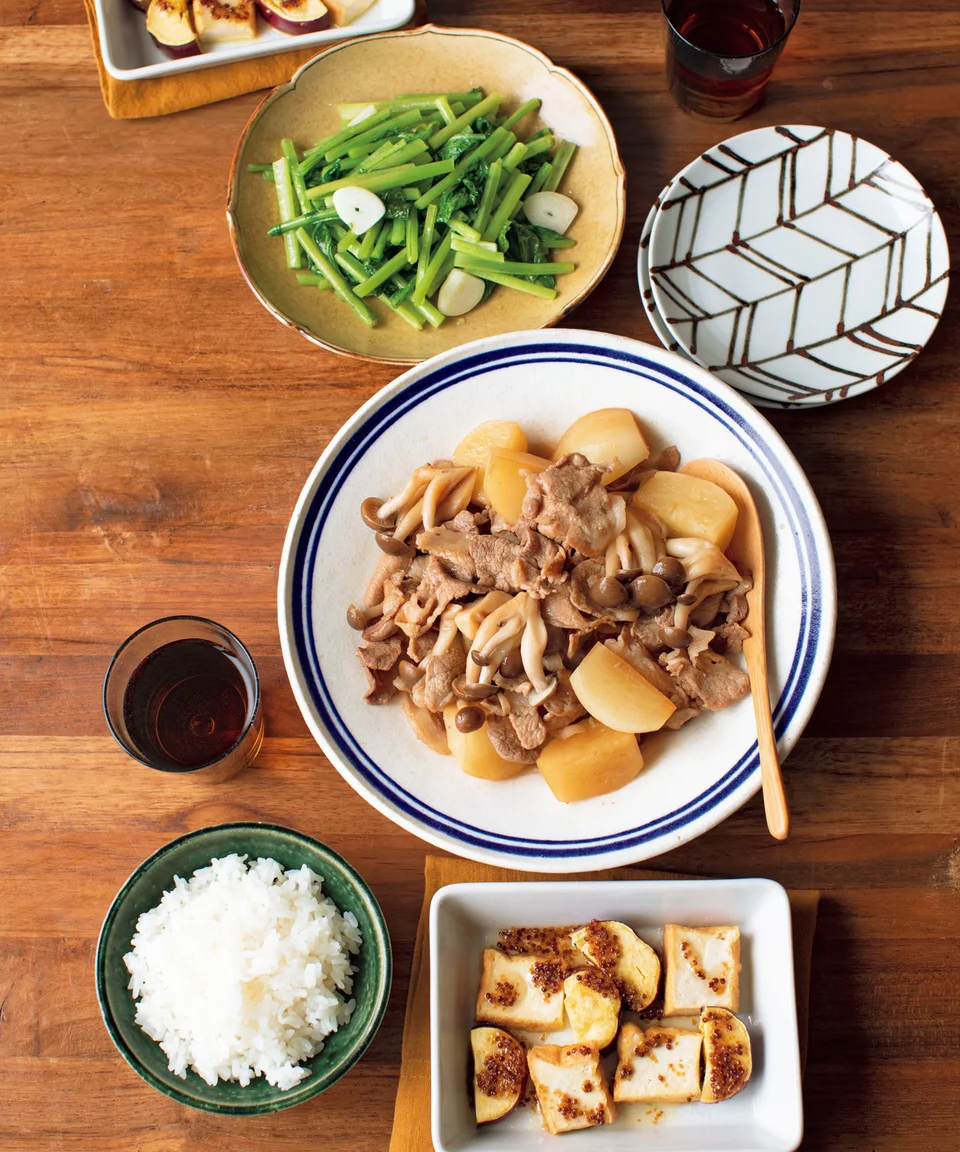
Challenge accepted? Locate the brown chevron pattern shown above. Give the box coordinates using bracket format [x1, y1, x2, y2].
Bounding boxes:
[647, 126, 950, 405]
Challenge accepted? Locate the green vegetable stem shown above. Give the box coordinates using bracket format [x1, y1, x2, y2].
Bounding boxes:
[262, 88, 581, 330]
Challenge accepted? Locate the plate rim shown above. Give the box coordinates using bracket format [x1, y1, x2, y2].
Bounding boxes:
[647, 124, 950, 407]
[225, 23, 627, 366]
[277, 328, 837, 871]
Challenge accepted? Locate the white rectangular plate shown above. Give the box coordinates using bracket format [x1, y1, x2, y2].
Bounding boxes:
[95, 0, 415, 81]
[430, 879, 803, 1152]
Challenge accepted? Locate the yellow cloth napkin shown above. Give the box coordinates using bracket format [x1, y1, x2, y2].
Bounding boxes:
[389, 856, 819, 1152]
[82, 0, 425, 119]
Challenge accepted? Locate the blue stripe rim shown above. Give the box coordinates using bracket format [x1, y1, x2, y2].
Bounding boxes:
[288, 340, 825, 858]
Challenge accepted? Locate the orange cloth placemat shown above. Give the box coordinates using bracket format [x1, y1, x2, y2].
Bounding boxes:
[389, 856, 819, 1152]
[82, 0, 425, 119]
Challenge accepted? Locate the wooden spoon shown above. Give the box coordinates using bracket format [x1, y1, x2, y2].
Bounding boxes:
[679, 459, 789, 840]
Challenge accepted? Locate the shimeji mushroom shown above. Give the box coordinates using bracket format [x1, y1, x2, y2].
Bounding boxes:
[519, 594, 557, 705]
[369, 463, 477, 547]
[603, 502, 667, 580]
[454, 591, 512, 646]
[429, 603, 462, 660]
[665, 538, 744, 632]
[346, 601, 385, 631]
[465, 592, 557, 706]
[467, 595, 526, 685]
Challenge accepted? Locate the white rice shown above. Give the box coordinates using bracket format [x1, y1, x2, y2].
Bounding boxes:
[123, 853, 362, 1090]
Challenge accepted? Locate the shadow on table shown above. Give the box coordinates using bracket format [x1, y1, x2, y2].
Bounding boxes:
[800, 895, 871, 1150]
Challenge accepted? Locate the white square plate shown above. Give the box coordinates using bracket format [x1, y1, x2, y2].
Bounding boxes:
[430, 879, 803, 1152]
[94, 0, 415, 81]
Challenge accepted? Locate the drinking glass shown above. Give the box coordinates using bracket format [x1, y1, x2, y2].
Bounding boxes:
[103, 616, 264, 784]
[662, 0, 800, 122]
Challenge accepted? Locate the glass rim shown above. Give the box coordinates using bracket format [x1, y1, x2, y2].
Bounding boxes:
[662, 0, 801, 61]
[102, 614, 262, 774]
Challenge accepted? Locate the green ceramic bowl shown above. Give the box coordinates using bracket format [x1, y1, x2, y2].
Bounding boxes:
[95, 822, 391, 1114]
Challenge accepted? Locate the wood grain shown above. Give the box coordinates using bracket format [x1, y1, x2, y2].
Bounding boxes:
[2, 1, 960, 1148]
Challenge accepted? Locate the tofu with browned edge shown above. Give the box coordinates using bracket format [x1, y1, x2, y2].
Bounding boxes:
[475, 949, 565, 1032]
[663, 924, 740, 1015]
[527, 1044, 616, 1135]
[614, 1021, 702, 1103]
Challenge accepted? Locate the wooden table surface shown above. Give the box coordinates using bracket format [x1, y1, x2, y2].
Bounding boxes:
[2, 1, 959, 1148]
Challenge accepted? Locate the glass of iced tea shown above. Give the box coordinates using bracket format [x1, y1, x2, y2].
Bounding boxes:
[103, 616, 264, 784]
[662, 0, 800, 121]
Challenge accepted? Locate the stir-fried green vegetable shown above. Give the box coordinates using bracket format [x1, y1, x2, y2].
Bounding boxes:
[254, 88, 579, 330]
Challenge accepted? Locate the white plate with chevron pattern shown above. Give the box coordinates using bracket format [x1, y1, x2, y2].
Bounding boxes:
[639, 189, 798, 411]
[639, 188, 690, 361]
[648, 125, 949, 407]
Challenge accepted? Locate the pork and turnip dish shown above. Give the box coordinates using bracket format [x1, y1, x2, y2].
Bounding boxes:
[471, 920, 751, 1133]
[347, 408, 752, 803]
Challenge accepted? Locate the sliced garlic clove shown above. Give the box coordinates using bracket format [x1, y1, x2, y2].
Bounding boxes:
[348, 102, 377, 126]
[332, 186, 386, 236]
[523, 191, 579, 235]
[438, 269, 486, 317]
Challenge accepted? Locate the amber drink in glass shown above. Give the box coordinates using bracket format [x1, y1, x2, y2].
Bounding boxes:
[663, 0, 800, 121]
[103, 616, 263, 783]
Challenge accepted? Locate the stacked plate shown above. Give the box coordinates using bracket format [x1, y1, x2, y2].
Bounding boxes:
[638, 125, 949, 409]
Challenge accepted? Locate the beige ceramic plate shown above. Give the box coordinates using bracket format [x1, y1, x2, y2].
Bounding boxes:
[227, 24, 626, 365]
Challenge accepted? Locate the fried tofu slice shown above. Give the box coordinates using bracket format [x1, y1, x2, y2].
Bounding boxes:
[563, 967, 621, 1048]
[475, 949, 565, 1031]
[496, 925, 589, 971]
[569, 920, 661, 1012]
[663, 924, 740, 1015]
[527, 1043, 616, 1135]
[701, 1007, 752, 1102]
[613, 1021, 702, 1103]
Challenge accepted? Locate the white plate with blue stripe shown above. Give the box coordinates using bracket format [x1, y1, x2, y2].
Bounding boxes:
[278, 329, 836, 871]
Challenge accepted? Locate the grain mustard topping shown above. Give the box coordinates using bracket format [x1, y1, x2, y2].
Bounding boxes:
[581, 920, 621, 970]
[530, 960, 564, 998]
[557, 1092, 582, 1120]
[702, 1009, 748, 1100]
[485, 978, 518, 1007]
[574, 967, 617, 997]
[475, 1031, 526, 1098]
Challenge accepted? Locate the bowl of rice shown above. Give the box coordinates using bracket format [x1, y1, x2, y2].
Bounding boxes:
[95, 822, 391, 1114]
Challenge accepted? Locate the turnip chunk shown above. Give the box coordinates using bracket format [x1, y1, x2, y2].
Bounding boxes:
[438, 269, 485, 317]
[523, 191, 579, 235]
[332, 186, 386, 236]
[255, 0, 330, 35]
